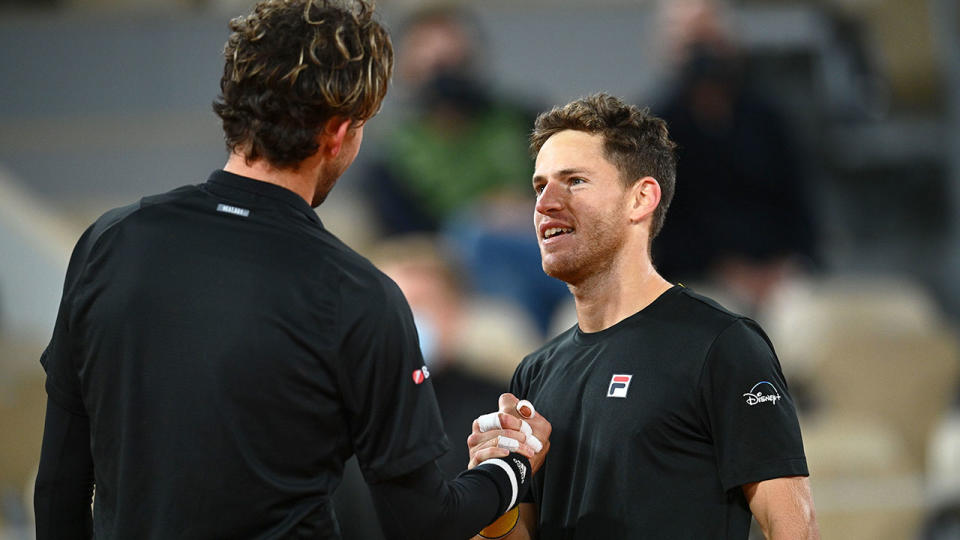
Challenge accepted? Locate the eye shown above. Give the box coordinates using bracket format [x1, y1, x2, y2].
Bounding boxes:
[533, 183, 545, 194]
[569, 177, 585, 186]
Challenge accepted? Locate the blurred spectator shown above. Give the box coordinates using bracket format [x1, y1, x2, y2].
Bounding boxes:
[364, 5, 533, 235]
[362, 6, 568, 333]
[333, 236, 507, 540]
[650, 0, 818, 310]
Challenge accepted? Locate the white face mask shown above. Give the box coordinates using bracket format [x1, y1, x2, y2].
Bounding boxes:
[413, 311, 439, 368]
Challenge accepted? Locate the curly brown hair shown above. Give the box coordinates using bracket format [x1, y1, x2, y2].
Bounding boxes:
[529, 93, 677, 240]
[213, 0, 393, 168]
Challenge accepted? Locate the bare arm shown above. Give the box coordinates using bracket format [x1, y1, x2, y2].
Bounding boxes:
[743, 476, 819, 539]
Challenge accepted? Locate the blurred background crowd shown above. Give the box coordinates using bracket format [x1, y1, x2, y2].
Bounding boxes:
[1, 0, 959, 538]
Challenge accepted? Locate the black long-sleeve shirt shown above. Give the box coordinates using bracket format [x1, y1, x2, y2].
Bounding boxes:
[35, 171, 527, 539]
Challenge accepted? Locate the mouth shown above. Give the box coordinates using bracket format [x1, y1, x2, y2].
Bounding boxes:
[541, 226, 574, 242]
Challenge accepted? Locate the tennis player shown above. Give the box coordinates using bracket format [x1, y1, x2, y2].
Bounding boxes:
[468, 94, 818, 539]
[34, 2, 546, 538]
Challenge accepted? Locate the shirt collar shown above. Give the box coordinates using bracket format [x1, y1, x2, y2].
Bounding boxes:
[204, 169, 322, 225]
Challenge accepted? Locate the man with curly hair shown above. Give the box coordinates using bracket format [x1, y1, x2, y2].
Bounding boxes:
[467, 93, 818, 539]
[33, 1, 547, 538]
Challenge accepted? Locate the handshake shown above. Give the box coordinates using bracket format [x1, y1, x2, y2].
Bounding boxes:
[466, 393, 551, 538]
[467, 393, 552, 474]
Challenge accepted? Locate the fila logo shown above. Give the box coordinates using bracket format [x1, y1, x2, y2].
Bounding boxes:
[412, 366, 431, 385]
[607, 374, 633, 398]
[513, 458, 527, 484]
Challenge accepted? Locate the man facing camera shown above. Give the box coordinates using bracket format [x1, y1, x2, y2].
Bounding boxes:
[469, 94, 817, 539]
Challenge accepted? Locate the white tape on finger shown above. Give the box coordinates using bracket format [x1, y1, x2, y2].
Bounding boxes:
[497, 436, 520, 451]
[477, 412, 502, 433]
[517, 400, 536, 419]
[527, 434, 543, 453]
[520, 420, 532, 435]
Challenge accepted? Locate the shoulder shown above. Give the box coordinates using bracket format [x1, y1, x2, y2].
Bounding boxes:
[670, 290, 781, 378]
[317, 238, 409, 317]
[680, 288, 774, 349]
[671, 286, 743, 321]
[514, 325, 577, 380]
[660, 286, 766, 342]
[324, 237, 398, 296]
[94, 184, 198, 231]
[80, 185, 198, 254]
[634, 286, 778, 369]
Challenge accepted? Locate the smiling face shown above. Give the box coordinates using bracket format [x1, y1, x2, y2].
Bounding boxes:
[533, 130, 633, 285]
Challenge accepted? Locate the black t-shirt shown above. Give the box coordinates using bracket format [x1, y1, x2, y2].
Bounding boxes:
[40, 170, 448, 538]
[510, 285, 808, 539]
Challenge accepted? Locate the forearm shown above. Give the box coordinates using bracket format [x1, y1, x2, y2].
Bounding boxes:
[760, 506, 819, 540]
[370, 455, 530, 540]
[745, 476, 819, 540]
[34, 396, 95, 540]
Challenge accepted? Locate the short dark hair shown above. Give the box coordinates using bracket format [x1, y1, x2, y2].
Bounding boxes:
[529, 93, 677, 240]
[213, 0, 393, 169]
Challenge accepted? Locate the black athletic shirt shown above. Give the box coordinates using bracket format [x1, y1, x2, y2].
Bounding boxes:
[510, 285, 808, 539]
[40, 170, 451, 538]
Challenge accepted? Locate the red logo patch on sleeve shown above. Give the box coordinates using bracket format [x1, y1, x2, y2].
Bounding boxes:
[412, 366, 430, 385]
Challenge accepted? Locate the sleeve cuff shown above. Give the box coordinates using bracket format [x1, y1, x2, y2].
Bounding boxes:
[721, 456, 809, 492]
[44, 379, 86, 416]
[361, 436, 451, 484]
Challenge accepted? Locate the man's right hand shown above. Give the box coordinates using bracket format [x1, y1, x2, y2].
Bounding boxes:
[467, 393, 551, 475]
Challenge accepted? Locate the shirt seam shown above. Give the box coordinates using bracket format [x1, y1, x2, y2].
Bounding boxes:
[333, 269, 350, 412]
[67, 200, 148, 399]
[44, 379, 88, 417]
[694, 318, 749, 399]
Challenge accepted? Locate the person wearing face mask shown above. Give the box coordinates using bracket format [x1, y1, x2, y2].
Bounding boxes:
[363, 6, 533, 236]
[360, 6, 569, 336]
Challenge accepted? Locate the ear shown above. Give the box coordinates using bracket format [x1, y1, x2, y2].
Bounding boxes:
[627, 176, 662, 224]
[320, 116, 353, 157]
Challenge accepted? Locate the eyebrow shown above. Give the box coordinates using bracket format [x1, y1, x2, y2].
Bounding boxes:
[532, 167, 592, 184]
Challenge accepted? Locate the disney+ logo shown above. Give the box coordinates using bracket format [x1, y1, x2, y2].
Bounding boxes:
[742, 381, 782, 406]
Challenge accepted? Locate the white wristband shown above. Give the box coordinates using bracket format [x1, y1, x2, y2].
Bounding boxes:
[482, 458, 519, 512]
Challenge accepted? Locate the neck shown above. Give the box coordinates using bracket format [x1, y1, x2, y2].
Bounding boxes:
[570, 247, 672, 333]
[223, 152, 321, 207]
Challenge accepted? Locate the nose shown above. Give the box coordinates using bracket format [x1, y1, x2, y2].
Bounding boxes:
[535, 181, 563, 215]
